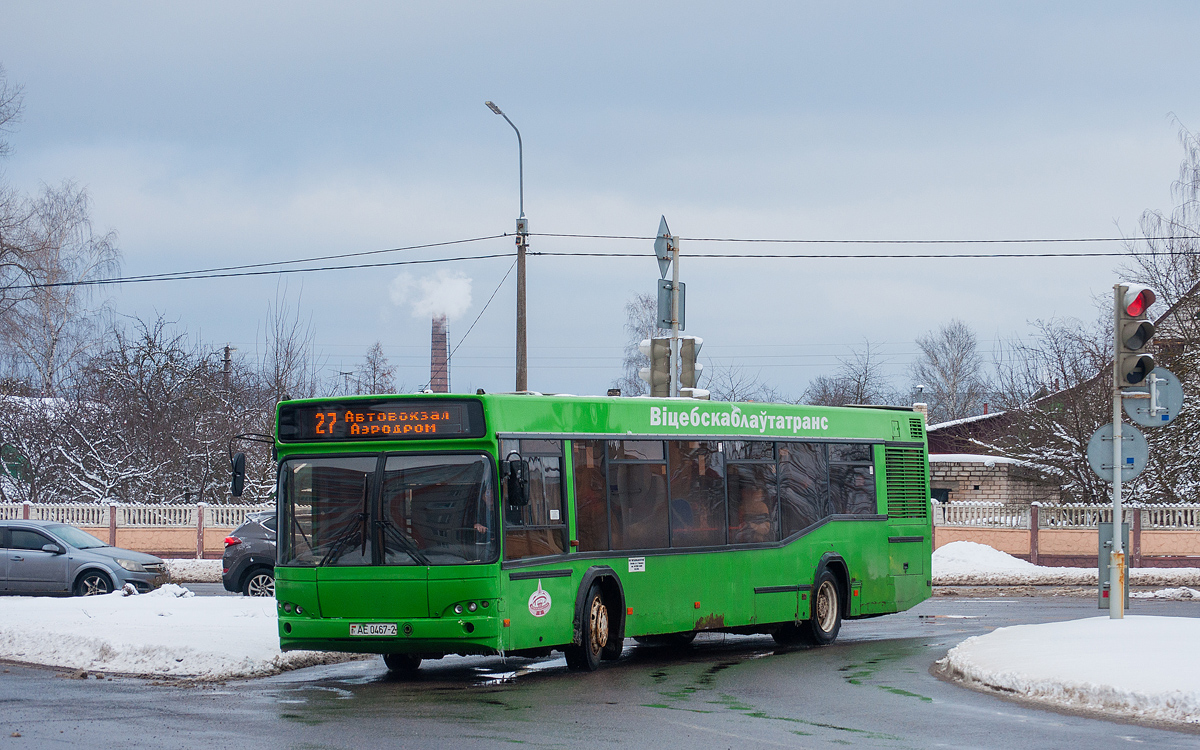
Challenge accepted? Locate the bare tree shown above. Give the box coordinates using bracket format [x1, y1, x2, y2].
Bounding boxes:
[354, 342, 398, 394]
[0, 182, 120, 395]
[259, 286, 325, 406]
[0, 64, 20, 158]
[705, 363, 784, 403]
[802, 339, 897, 406]
[910, 319, 989, 423]
[613, 292, 668, 396]
[1120, 118, 1200, 330]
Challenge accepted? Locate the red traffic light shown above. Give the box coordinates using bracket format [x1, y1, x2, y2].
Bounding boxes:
[1122, 285, 1156, 317]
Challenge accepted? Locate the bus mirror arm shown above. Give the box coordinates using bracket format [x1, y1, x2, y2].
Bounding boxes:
[505, 459, 530, 508]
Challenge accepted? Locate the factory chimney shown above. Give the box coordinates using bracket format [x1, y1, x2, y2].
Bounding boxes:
[430, 315, 450, 393]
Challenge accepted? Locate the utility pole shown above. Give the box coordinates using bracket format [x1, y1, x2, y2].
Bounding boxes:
[485, 101, 528, 392]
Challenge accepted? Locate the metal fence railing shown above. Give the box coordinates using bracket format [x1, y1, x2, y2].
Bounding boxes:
[936, 502, 1200, 530]
[0, 502, 274, 528]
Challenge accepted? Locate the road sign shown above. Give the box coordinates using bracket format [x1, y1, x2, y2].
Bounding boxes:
[1086, 423, 1149, 482]
[1123, 367, 1184, 427]
[657, 279, 685, 330]
[653, 216, 673, 279]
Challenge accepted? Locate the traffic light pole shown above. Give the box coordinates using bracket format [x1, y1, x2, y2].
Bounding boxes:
[669, 237, 680, 398]
[1110, 284, 1125, 619]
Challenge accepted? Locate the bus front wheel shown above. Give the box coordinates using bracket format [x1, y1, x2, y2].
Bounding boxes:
[383, 653, 422, 674]
[565, 584, 608, 671]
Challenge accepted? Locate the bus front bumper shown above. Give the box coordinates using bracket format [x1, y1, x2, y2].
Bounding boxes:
[279, 614, 503, 655]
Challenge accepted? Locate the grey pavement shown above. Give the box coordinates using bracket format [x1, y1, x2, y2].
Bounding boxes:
[2, 596, 1198, 749]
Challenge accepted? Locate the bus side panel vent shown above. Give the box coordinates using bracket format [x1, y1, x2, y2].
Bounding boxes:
[885, 446, 928, 519]
[908, 418, 924, 440]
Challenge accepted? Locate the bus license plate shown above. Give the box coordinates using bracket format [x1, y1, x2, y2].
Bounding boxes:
[349, 623, 398, 637]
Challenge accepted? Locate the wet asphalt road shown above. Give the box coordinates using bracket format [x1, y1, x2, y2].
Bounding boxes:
[3, 596, 1199, 749]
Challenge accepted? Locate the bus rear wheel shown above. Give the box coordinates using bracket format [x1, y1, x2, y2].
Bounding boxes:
[383, 653, 422, 674]
[565, 584, 608, 671]
[773, 570, 842, 646]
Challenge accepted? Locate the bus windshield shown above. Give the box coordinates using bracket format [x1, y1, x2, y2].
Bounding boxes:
[279, 453, 498, 566]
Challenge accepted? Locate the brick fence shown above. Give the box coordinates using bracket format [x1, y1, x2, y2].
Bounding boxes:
[0, 502, 274, 559]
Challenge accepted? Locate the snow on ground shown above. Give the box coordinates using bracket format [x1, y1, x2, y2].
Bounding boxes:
[1131, 587, 1200, 600]
[164, 558, 222, 583]
[933, 541, 1200, 586]
[941, 616, 1200, 725]
[0, 584, 360, 680]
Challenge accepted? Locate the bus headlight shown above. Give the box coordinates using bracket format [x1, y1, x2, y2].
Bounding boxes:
[454, 604, 463, 614]
[467, 602, 477, 612]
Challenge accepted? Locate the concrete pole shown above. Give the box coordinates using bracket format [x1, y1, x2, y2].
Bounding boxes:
[669, 237, 680, 398]
[516, 231, 527, 392]
[1111, 284, 1125, 619]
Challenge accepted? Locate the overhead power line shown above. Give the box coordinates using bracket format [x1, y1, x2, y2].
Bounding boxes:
[12, 229, 1200, 290]
[528, 232, 1200, 244]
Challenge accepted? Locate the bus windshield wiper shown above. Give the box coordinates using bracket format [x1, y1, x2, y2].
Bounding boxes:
[375, 519, 431, 566]
[319, 512, 368, 566]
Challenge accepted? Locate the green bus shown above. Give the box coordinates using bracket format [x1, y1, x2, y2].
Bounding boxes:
[264, 393, 931, 672]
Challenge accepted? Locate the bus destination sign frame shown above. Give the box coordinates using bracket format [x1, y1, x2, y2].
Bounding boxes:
[277, 398, 486, 443]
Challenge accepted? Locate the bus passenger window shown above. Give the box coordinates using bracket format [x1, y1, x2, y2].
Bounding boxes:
[727, 462, 778, 544]
[608, 462, 669, 550]
[571, 440, 609, 552]
[667, 441, 726, 547]
[503, 441, 568, 561]
[829, 443, 877, 515]
[779, 442, 829, 536]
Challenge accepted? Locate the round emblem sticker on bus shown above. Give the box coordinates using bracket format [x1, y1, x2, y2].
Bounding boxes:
[528, 581, 552, 617]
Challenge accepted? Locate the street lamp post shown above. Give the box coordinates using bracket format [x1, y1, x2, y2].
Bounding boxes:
[485, 100, 529, 392]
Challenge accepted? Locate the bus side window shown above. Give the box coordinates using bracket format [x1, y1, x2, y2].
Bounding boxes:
[727, 459, 779, 544]
[667, 441, 726, 547]
[829, 443, 877, 515]
[608, 441, 669, 551]
[571, 440, 609, 552]
[779, 442, 829, 536]
[503, 440, 568, 560]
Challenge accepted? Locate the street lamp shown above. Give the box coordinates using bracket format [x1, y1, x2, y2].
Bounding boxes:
[485, 100, 529, 392]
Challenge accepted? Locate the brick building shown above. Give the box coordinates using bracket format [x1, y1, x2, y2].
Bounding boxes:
[929, 453, 1061, 506]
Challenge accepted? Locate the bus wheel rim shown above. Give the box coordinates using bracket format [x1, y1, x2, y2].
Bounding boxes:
[815, 580, 837, 632]
[589, 597, 609, 653]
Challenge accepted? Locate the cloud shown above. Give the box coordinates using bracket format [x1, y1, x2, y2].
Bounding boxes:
[388, 270, 473, 321]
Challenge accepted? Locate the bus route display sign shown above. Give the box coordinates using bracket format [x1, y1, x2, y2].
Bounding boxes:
[277, 398, 486, 442]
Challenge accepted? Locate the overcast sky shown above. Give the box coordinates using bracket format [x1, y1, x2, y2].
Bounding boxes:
[2, 2, 1198, 399]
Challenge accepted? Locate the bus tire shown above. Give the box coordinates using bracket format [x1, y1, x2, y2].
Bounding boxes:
[564, 583, 608, 671]
[383, 653, 422, 673]
[801, 569, 842, 645]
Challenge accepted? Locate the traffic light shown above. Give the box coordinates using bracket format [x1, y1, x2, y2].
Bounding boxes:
[679, 336, 704, 389]
[1116, 284, 1156, 387]
[638, 338, 671, 397]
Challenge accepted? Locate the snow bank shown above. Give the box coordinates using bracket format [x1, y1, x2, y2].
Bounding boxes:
[1131, 587, 1200, 600]
[164, 558, 223, 583]
[0, 585, 358, 680]
[942, 616, 1200, 725]
[933, 541, 1200, 586]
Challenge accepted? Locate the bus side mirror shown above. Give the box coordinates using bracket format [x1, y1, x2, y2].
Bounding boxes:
[231, 452, 246, 497]
[505, 459, 529, 508]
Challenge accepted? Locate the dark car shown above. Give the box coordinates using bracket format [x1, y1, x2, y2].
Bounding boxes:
[1, 520, 167, 596]
[222, 510, 276, 597]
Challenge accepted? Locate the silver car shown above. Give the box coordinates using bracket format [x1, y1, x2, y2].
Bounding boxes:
[0, 520, 168, 596]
